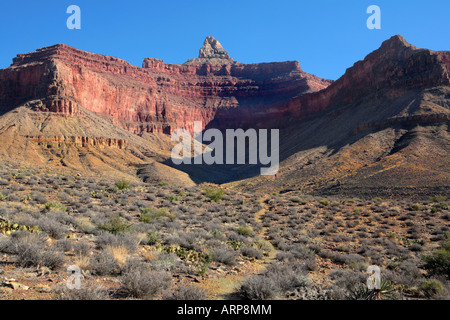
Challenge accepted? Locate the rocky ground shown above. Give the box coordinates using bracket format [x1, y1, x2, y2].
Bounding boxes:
[0, 161, 449, 300]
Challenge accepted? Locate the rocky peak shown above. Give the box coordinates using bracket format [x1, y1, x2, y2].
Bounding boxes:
[378, 34, 417, 52]
[199, 36, 229, 59]
[185, 37, 235, 66]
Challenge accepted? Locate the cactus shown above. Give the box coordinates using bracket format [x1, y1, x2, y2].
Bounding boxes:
[0, 218, 39, 234]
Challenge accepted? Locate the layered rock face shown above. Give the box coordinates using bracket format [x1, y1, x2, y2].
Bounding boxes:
[0, 37, 332, 135]
[233, 35, 450, 196]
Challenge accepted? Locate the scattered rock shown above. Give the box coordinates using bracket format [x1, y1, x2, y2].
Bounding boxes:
[1, 280, 29, 291]
[34, 284, 51, 293]
[37, 266, 52, 277]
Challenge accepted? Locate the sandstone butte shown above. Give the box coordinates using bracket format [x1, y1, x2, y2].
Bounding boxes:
[0, 36, 332, 136]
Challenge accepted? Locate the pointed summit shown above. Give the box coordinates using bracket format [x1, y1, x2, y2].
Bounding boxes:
[199, 36, 230, 59]
[184, 36, 235, 65]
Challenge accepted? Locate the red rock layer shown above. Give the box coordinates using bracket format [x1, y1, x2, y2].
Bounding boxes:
[1, 44, 332, 134]
[2, 35, 447, 137]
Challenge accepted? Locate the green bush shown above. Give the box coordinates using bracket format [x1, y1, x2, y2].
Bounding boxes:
[167, 195, 180, 204]
[419, 279, 445, 298]
[0, 219, 39, 234]
[319, 200, 330, 206]
[139, 208, 174, 222]
[422, 240, 450, 278]
[147, 230, 161, 245]
[115, 179, 131, 191]
[237, 225, 253, 236]
[44, 202, 66, 211]
[429, 195, 447, 203]
[98, 215, 131, 234]
[204, 188, 224, 202]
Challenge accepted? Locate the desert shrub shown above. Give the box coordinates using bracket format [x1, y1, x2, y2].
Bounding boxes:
[39, 248, 66, 269]
[73, 216, 96, 234]
[410, 204, 423, 211]
[163, 284, 207, 300]
[204, 188, 225, 202]
[115, 180, 131, 191]
[236, 225, 253, 236]
[241, 261, 310, 300]
[254, 238, 274, 253]
[0, 231, 64, 269]
[120, 263, 171, 299]
[95, 232, 139, 253]
[6, 194, 20, 202]
[176, 232, 202, 251]
[36, 217, 68, 239]
[329, 269, 366, 299]
[419, 279, 446, 298]
[31, 192, 48, 204]
[429, 195, 447, 203]
[14, 242, 43, 267]
[147, 230, 161, 245]
[240, 275, 278, 300]
[240, 246, 263, 259]
[276, 251, 295, 262]
[319, 200, 330, 206]
[266, 262, 310, 292]
[89, 250, 121, 276]
[422, 239, 450, 278]
[44, 202, 66, 211]
[73, 241, 92, 256]
[98, 215, 131, 235]
[409, 243, 423, 252]
[167, 195, 180, 204]
[55, 238, 73, 252]
[54, 283, 108, 300]
[149, 252, 179, 271]
[15, 242, 64, 269]
[212, 247, 236, 266]
[139, 208, 174, 222]
[57, 191, 72, 202]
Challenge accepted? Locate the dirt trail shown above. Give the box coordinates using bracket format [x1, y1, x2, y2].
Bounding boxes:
[198, 197, 279, 299]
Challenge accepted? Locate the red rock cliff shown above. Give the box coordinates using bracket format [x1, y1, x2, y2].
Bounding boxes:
[0, 37, 332, 134]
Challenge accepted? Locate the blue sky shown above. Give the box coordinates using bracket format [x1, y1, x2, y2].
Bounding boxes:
[0, 0, 448, 80]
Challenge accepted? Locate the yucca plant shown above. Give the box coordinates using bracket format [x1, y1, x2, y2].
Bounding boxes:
[347, 279, 396, 300]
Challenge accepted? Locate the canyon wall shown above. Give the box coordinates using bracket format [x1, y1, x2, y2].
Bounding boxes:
[285, 35, 450, 121]
[1, 35, 448, 140]
[0, 40, 332, 135]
